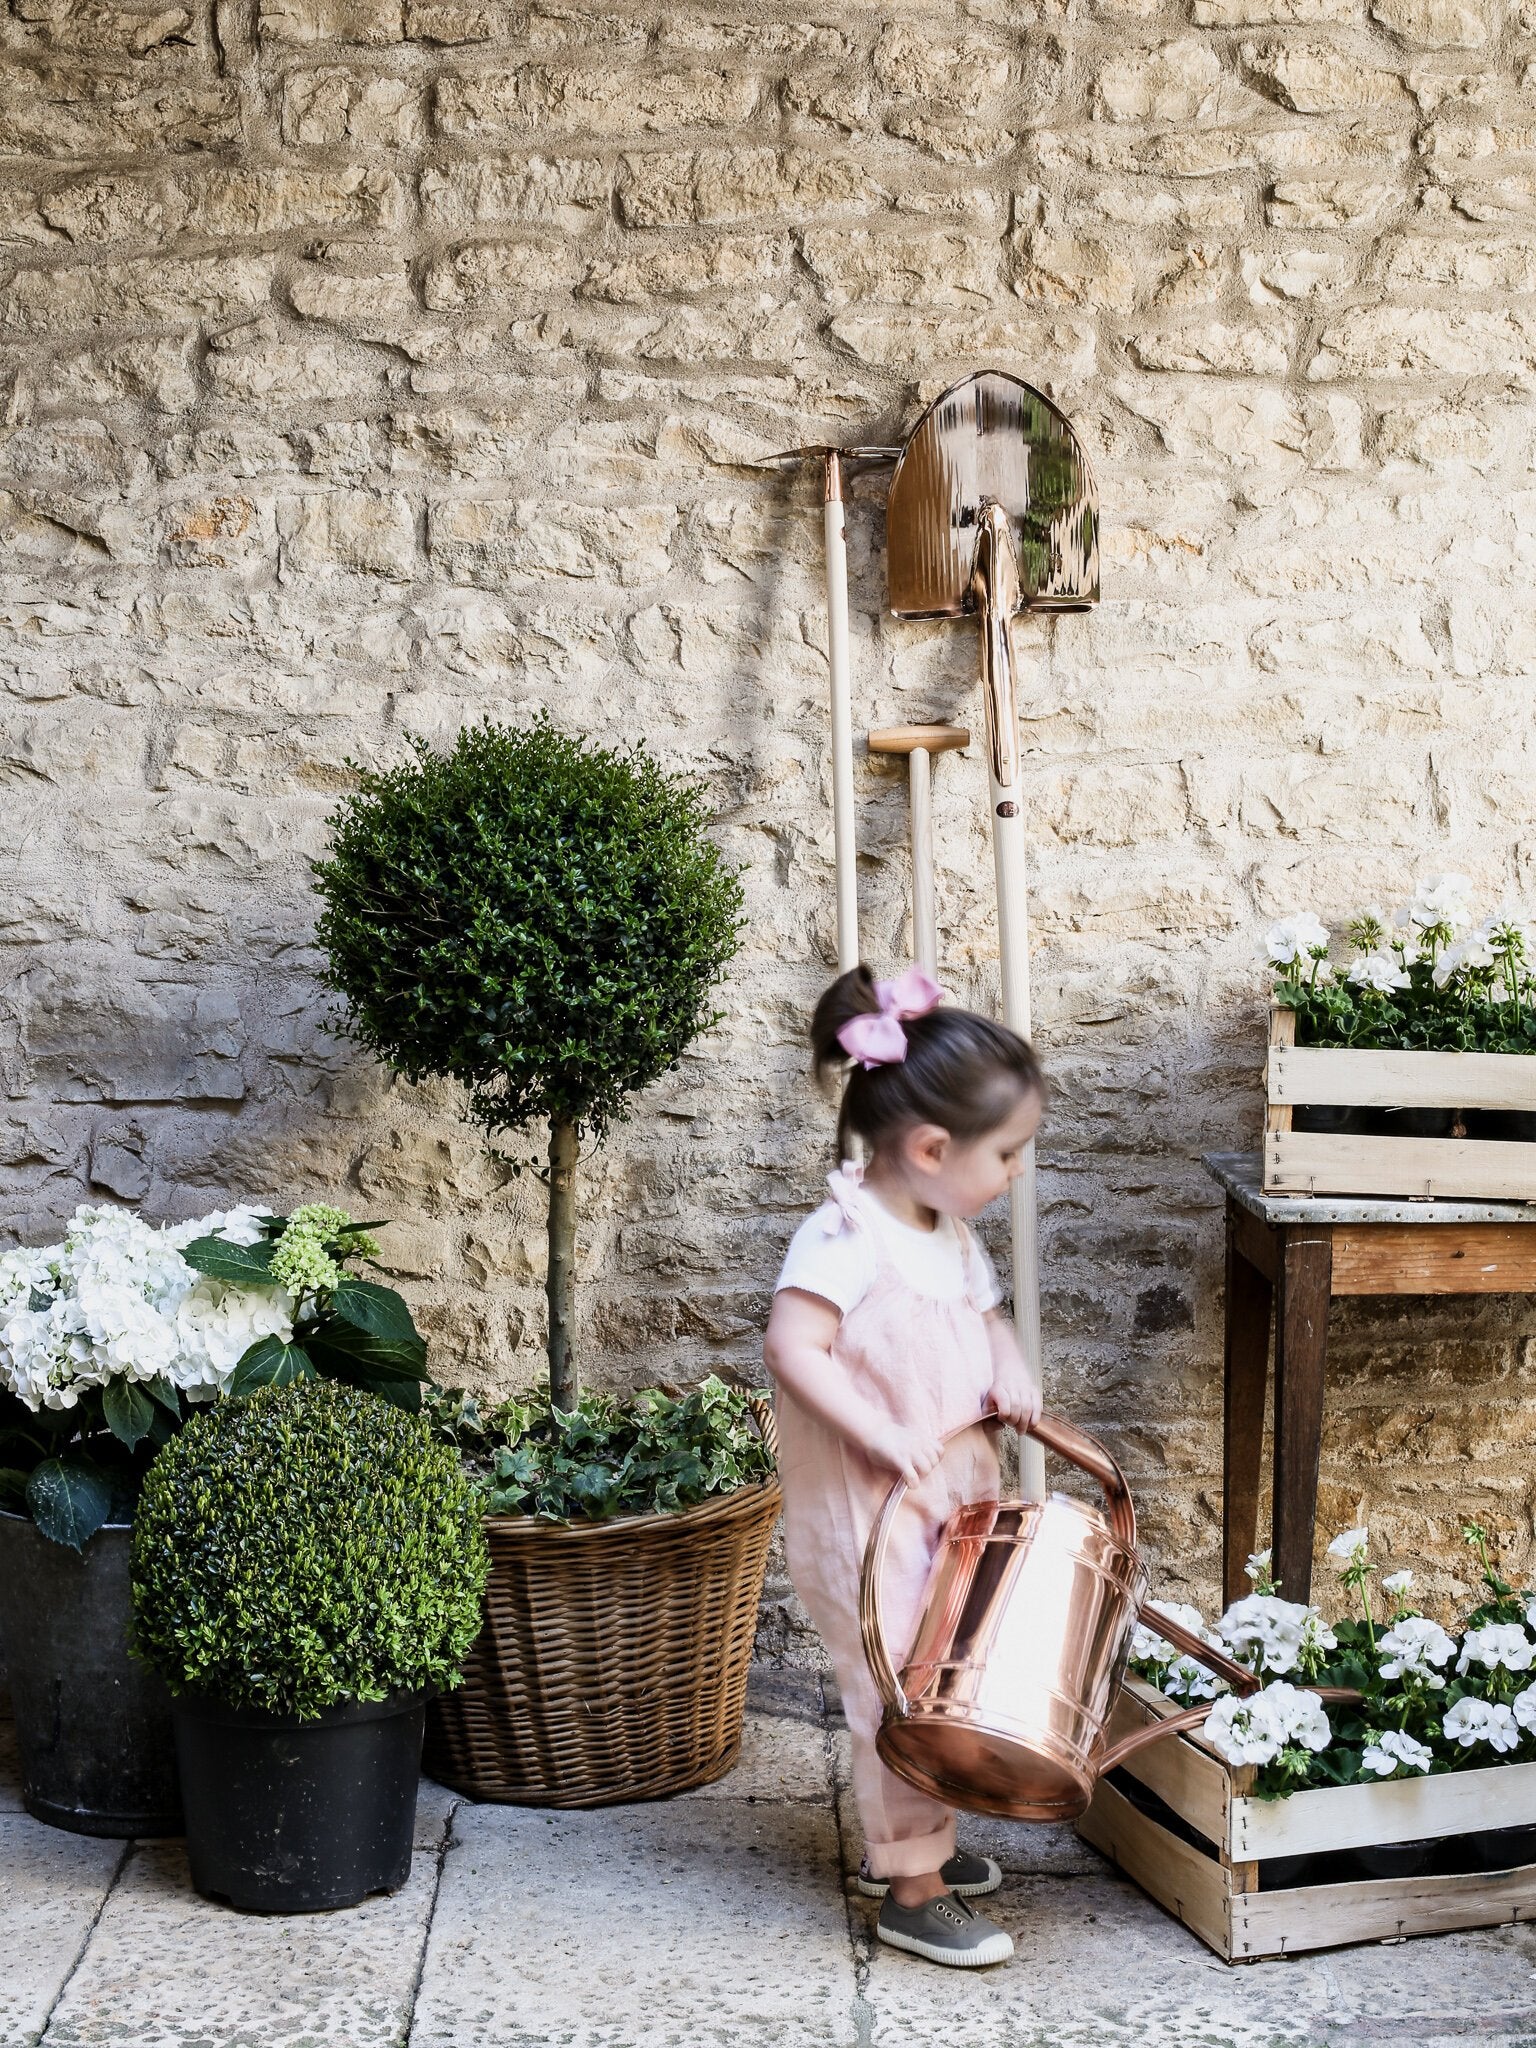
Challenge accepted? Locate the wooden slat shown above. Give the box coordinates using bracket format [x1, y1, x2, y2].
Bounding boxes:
[1270, 1044, 1536, 1113]
[1103, 1686, 1232, 1851]
[1232, 1863, 1536, 1961]
[1266, 1131, 1536, 1202]
[1232, 1203, 1278, 1283]
[1076, 1777, 1233, 1958]
[1265, 1006, 1295, 1141]
[1233, 1756, 1536, 1859]
[1330, 1224, 1536, 1295]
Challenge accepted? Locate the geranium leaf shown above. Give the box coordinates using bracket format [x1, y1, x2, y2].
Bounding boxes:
[228, 1336, 316, 1398]
[102, 1378, 156, 1450]
[26, 1458, 112, 1551]
[178, 1236, 278, 1285]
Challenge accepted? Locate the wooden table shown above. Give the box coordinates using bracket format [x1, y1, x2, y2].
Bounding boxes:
[1207, 1152, 1536, 1605]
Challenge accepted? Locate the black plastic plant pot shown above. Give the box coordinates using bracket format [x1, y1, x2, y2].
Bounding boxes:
[171, 1690, 426, 1913]
[1351, 1836, 1434, 1881]
[0, 1509, 181, 1838]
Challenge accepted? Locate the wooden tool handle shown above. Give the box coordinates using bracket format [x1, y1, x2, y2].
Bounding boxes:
[867, 724, 970, 757]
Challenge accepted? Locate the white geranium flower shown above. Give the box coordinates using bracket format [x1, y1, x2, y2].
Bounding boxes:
[1409, 874, 1474, 931]
[1443, 1697, 1519, 1753]
[1244, 1549, 1273, 1585]
[1382, 1571, 1414, 1598]
[1361, 1729, 1434, 1777]
[1163, 1656, 1227, 1704]
[1326, 1526, 1370, 1568]
[1456, 1624, 1536, 1676]
[1513, 1684, 1536, 1734]
[1377, 1616, 1456, 1686]
[1217, 1594, 1336, 1677]
[1205, 1683, 1331, 1770]
[1348, 953, 1411, 994]
[1264, 913, 1330, 966]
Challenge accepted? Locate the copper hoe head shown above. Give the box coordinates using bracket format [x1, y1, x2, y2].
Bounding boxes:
[886, 371, 1098, 785]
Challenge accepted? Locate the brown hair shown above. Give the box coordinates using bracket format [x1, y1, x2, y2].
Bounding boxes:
[810, 966, 1045, 1163]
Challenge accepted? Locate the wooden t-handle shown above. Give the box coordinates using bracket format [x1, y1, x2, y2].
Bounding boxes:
[868, 724, 970, 757]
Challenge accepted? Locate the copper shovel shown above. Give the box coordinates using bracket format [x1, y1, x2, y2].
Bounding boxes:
[859, 1412, 1352, 1823]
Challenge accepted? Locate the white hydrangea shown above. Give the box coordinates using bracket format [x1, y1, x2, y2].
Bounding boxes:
[1204, 1683, 1332, 1769]
[1456, 1624, 1536, 1677]
[1217, 1593, 1337, 1677]
[1361, 1729, 1433, 1777]
[1442, 1697, 1519, 1753]
[0, 1202, 293, 1411]
[1377, 1616, 1456, 1687]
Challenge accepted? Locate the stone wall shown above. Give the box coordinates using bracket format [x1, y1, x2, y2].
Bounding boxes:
[3, 0, 1535, 1638]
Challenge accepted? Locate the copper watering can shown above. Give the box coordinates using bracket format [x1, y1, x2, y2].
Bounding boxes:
[859, 1412, 1265, 1823]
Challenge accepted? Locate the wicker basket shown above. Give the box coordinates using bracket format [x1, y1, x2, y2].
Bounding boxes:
[423, 1400, 781, 1807]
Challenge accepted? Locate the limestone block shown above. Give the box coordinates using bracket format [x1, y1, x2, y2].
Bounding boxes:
[0, 69, 242, 158]
[1043, 763, 1191, 846]
[288, 262, 418, 329]
[180, 166, 404, 237]
[615, 146, 885, 226]
[660, 20, 847, 60]
[1439, 170, 1536, 220]
[259, 0, 403, 43]
[1243, 244, 1356, 297]
[1150, 243, 1229, 308]
[1129, 319, 1291, 374]
[278, 489, 417, 578]
[161, 492, 268, 569]
[1267, 176, 1401, 226]
[89, 1116, 151, 1198]
[435, 63, 760, 140]
[1195, 0, 1355, 19]
[1241, 37, 1408, 110]
[423, 235, 577, 309]
[3, 0, 198, 56]
[427, 496, 675, 587]
[281, 67, 425, 146]
[33, 174, 186, 245]
[780, 74, 872, 132]
[881, 110, 1016, 164]
[579, 232, 790, 303]
[871, 20, 1013, 106]
[418, 153, 608, 229]
[1, 251, 271, 331]
[404, 0, 520, 37]
[1309, 304, 1536, 377]
[206, 320, 386, 406]
[800, 226, 1000, 308]
[827, 307, 1095, 376]
[1013, 231, 1138, 312]
[1374, 232, 1536, 291]
[1372, 0, 1487, 41]
[1094, 39, 1224, 123]
[27, 975, 248, 1104]
[19, 337, 197, 413]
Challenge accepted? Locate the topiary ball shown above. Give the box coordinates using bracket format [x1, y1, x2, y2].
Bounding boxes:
[130, 1378, 489, 1719]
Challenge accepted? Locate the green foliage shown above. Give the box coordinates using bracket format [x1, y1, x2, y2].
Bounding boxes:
[0, 1385, 169, 1550]
[426, 1376, 774, 1522]
[131, 1379, 489, 1719]
[310, 717, 746, 1145]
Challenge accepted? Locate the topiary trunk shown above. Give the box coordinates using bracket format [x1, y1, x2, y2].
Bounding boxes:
[546, 1118, 579, 1410]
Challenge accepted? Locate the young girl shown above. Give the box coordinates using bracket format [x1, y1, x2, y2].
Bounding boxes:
[763, 965, 1044, 1970]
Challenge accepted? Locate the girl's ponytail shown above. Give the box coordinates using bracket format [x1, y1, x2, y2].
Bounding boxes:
[808, 965, 1043, 1163]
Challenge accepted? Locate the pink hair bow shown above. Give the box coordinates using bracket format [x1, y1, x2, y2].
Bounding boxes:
[836, 967, 946, 1070]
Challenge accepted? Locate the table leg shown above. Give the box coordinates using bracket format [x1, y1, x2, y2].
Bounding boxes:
[1222, 1216, 1272, 1607]
[1272, 1231, 1332, 1605]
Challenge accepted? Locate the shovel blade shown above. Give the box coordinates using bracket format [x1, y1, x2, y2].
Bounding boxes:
[886, 370, 1099, 620]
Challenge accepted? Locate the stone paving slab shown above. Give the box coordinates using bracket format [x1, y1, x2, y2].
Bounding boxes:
[411, 1796, 859, 2048]
[682, 1706, 831, 1806]
[0, 1817, 124, 2048]
[40, 1840, 441, 2048]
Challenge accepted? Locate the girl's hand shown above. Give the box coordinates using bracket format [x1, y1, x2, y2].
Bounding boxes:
[870, 1422, 946, 1489]
[987, 1361, 1042, 1432]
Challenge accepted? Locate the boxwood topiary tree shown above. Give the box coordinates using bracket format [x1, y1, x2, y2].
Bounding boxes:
[311, 717, 745, 1409]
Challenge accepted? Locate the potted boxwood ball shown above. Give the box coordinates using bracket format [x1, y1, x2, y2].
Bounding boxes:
[130, 1379, 487, 1912]
[311, 718, 778, 1808]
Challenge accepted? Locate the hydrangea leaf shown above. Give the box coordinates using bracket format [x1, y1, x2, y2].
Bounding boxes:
[328, 1279, 419, 1344]
[102, 1378, 156, 1450]
[178, 1236, 279, 1285]
[228, 1336, 317, 1398]
[26, 1458, 113, 1551]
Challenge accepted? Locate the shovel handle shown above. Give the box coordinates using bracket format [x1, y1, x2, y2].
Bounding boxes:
[859, 1410, 1139, 1720]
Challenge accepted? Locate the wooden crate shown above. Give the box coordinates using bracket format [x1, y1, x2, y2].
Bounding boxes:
[1264, 1006, 1536, 1201]
[1076, 1679, 1536, 1961]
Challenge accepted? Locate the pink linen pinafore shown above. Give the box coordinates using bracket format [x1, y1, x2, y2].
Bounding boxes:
[774, 1170, 1000, 1879]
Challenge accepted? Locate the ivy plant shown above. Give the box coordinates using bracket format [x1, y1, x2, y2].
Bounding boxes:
[425, 1376, 773, 1522]
[311, 717, 745, 1407]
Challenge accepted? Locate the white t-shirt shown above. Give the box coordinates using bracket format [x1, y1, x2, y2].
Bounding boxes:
[775, 1180, 1003, 1319]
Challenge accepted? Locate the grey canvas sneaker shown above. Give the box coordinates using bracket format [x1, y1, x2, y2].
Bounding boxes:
[875, 1890, 1014, 1968]
[858, 1850, 1002, 1899]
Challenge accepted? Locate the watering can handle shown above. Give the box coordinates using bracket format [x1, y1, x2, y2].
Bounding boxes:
[858, 1410, 1138, 1720]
